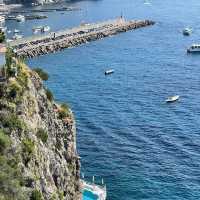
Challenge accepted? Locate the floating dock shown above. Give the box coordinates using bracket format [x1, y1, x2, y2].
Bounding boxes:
[9, 18, 155, 58]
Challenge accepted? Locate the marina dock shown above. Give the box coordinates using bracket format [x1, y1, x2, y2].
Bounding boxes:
[8, 18, 155, 58]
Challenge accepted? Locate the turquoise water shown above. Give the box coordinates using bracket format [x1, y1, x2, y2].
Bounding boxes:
[6, 0, 200, 199]
[82, 190, 98, 200]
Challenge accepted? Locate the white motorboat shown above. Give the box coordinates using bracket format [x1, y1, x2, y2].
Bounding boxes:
[183, 28, 192, 36]
[32, 26, 42, 34]
[14, 29, 20, 33]
[16, 15, 25, 22]
[166, 95, 180, 103]
[6, 39, 13, 43]
[105, 69, 114, 75]
[12, 34, 23, 40]
[0, 16, 5, 25]
[0, 26, 7, 32]
[187, 44, 200, 53]
[41, 26, 50, 33]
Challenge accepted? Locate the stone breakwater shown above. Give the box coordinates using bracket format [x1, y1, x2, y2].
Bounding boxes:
[9, 18, 155, 58]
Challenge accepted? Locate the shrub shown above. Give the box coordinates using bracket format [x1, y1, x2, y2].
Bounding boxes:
[22, 138, 35, 165]
[0, 113, 26, 132]
[0, 31, 5, 43]
[22, 138, 34, 155]
[37, 128, 48, 144]
[16, 70, 29, 89]
[45, 88, 54, 102]
[0, 130, 10, 154]
[30, 190, 43, 200]
[60, 103, 69, 112]
[58, 109, 67, 119]
[58, 103, 70, 119]
[7, 80, 22, 99]
[33, 68, 49, 81]
[0, 155, 26, 200]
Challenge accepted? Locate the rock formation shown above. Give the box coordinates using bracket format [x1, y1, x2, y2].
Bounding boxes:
[0, 51, 81, 200]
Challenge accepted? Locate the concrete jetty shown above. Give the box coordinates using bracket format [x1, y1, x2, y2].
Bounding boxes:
[9, 18, 155, 58]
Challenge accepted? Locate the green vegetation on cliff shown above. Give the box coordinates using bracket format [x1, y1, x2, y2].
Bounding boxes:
[0, 48, 80, 200]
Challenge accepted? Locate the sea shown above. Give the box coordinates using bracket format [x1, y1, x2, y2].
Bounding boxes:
[5, 0, 200, 199]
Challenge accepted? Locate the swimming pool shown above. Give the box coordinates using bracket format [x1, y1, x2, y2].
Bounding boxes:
[82, 189, 98, 200]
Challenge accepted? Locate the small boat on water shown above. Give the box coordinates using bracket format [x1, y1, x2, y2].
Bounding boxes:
[105, 69, 114, 75]
[6, 39, 14, 43]
[187, 44, 200, 53]
[41, 26, 50, 33]
[12, 34, 23, 40]
[32, 26, 42, 34]
[0, 26, 7, 32]
[14, 29, 20, 33]
[166, 95, 180, 103]
[183, 28, 192, 36]
[16, 15, 25, 22]
[144, 0, 151, 5]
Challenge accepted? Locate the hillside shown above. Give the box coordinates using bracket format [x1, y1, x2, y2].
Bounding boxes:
[0, 49, 81, 200]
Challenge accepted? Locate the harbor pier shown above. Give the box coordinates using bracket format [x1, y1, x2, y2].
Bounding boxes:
[9, 18, 155, 58]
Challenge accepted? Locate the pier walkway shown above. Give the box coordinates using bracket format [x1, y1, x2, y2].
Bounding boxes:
[8, 18, 155, 58]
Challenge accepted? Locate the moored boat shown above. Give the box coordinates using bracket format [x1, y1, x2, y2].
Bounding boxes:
[105, 69, 114, 75]
[187, 44, 200, 53]
[12, 34, 23, 40]
[41, 26, 50, 33]
[14, 29, 20, 33]
[16, 15, 25, 22]
[166, 95, 179, 103]
[183, 28, 192, 36]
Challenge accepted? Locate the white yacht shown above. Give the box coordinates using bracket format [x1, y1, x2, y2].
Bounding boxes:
[187, 44, 200, 53]
[183, 28, 192, 36]
[16, 15, 25, 22]
[166, 95, 180, 103]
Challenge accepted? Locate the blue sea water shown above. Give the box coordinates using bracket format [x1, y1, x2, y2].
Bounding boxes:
[6, 0, 200, 199]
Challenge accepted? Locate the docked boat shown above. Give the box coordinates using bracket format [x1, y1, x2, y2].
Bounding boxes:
[0, 16, 5, 25]
[14, 29, 20, 33]
[6, 39, 13, 42]
[105, 69, 114, 75]
[183, 28, 192, 36]
[41, 26, 50, 33]
[187, 44, 200, 53]
[12, 34, 23, 40]
[166, 95, 179, 103]
[0, 26, 7, 32]
[32, 26, 42, 34]
[16, 15, 25, 22]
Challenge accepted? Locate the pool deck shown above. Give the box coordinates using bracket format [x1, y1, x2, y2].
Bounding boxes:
[81, 180, 106, 200]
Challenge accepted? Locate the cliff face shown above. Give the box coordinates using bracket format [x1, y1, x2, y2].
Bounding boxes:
[0, 53, 81, 200]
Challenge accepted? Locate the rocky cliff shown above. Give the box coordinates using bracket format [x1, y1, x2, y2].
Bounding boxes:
[0, 50, 81, 200]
